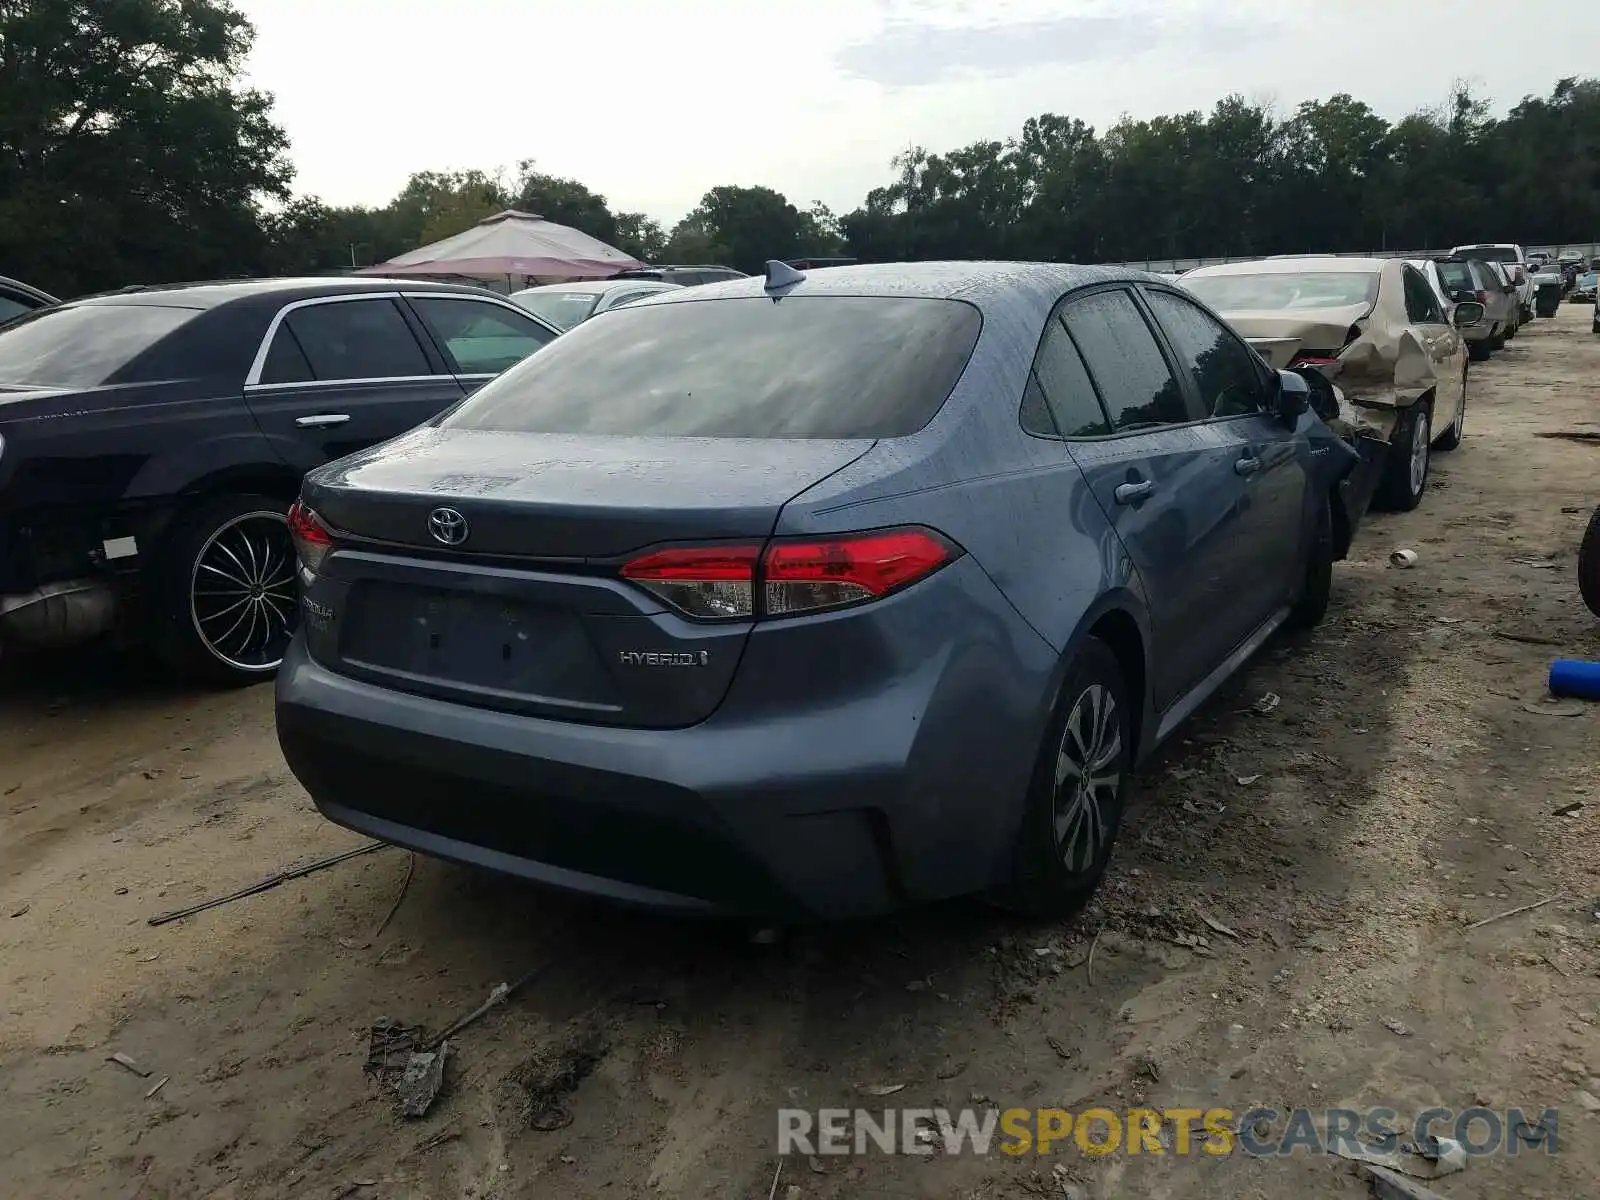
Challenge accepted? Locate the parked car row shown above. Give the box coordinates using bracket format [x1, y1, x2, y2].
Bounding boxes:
[1179, 253, 1483, 515]
[0, 249, 1560, 923]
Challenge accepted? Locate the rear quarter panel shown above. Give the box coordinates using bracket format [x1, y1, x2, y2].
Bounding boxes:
[769, 284, 1157, 878]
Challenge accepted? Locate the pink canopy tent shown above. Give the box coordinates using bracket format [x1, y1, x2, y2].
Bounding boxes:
[355, 209, 642, 280]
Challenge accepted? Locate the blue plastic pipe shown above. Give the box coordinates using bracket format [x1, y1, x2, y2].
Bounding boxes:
[1549, 659, 1600, 701]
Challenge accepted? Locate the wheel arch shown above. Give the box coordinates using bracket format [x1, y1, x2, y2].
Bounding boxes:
[1054, 592, 1152, 765]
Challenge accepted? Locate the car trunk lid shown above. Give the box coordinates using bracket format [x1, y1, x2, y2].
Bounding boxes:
[298, 428, 874, 728]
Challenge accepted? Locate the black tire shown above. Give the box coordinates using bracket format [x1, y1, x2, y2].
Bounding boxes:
[997, 637, 1132, 918]
[1287, 497, 1334, 630]
[1467, 340, 1492, 363]
[150, 492, 297, 687]
[1373, 399, 1432, 512]
[1580, 506, 1600, 620]
[1592, 316, 1600, 335]
[1434, 368, 1466, 452]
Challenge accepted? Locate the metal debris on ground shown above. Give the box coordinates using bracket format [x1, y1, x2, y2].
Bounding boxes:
[1466, 893, 1565, 930]
[147, 841, 387, 926]
[1389, 548, 1419, 569]
[144, 1076, 169, 1099]
[397, 1043, 450, 1119]
[1245, 692, 1281, 716]
[1402, 1136, 1466, 1175]
[1360, 1163, 1451, 1200]
[1330, 1135, 1467, 1181]
[365, 1020, 449, 1119]
[857, 1083, 906, 1097]
[1381, 1017, 1412, 1037]
[426, 968, 541, 1051]
[1555, 801, 1586, 816]
[365, 1020, 426, 1084]
[9, 902, 28, 918]
[106, 1051, 152, 1078]
[1235, 773, 1262, 786]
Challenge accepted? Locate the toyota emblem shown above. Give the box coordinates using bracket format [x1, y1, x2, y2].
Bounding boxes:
[427, 506, 469, 546]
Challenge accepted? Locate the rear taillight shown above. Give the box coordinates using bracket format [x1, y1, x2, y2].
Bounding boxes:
[619, 527, 961, 621]
[287, 501, 333, 576]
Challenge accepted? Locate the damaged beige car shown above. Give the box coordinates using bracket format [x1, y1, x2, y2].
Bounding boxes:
[1180, 256, 1482, 512]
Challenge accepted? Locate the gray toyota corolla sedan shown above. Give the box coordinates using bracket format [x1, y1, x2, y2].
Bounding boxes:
[276, 260, 1361, 920]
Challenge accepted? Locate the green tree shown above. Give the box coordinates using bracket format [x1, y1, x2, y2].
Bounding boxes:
[612, 211, 666, 262]
[0, 0, 292, 296]
[678, 185, 810, 273]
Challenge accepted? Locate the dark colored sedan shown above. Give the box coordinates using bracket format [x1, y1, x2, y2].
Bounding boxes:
[0, 278, 559, 683]
[277, 261, 1363, 919]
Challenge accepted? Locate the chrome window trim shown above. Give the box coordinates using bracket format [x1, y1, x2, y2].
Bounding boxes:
[243, 374, 448, 394]
[243, 290, 559, 388]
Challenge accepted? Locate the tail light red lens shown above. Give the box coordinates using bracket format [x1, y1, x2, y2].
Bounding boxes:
[287, 501, 334, 576]
[619, 544, 761, 619]
[619, 527, 961, 621]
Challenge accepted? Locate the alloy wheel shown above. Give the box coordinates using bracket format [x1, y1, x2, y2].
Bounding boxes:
[1410, 407, 1431, 497]
[1052, 683, 1121, 873]
[188, 510, 298, 673]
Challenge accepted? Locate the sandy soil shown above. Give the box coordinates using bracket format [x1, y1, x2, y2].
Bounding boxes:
[4, 304, 1600, 1200]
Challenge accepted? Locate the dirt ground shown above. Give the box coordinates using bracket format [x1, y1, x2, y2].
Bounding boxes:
[4, 304, 1600, 1200]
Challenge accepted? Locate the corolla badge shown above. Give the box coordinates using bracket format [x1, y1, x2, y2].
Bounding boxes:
[427, 506, 469, 546]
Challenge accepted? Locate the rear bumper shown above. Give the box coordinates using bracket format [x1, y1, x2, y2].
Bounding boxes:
[275, 563, 1058, 920]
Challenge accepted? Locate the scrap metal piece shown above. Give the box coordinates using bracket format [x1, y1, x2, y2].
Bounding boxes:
[365, 1020, 425, 1085]
[106, 1051, 152, 1078]
[397, 1043, 449, 1119]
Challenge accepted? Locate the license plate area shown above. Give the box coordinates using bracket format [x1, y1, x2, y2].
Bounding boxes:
[341, 582, 609, 700]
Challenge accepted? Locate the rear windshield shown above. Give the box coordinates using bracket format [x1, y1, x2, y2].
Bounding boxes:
[1456, 245, 1520, 264]
[511, 290, 600, 331]
[1181, 271, 1378, 312]
[442, 295, 983, 439]
[1436, 261, 1475, 292]
[0, 303, 200, 387]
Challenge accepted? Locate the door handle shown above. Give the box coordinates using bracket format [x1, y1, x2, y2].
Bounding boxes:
[1114, 480, 1155, 505]
[295, 414, 350, 428]
[1234, 454, 1261, 476]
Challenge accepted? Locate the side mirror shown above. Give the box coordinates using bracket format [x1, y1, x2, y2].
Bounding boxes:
[1273, 369, 1311, 423]
[1452, 301, 1485, 328]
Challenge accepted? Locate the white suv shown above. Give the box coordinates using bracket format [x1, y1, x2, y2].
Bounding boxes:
[1451, 244, 1534, 322]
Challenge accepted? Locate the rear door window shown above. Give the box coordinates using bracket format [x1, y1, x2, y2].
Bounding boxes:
[279, 298, 432, 382]
[1024, 316, 1111, 438]
[0, 302, 200, 387]
[442, 296, 982, 439]
[1402, 267, 1445, 325]
[1060, 290, 1193, 431]
[408, 296, 556, 376]
[1144, 290, 1270, 418]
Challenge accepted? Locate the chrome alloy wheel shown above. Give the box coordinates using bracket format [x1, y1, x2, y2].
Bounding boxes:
[1052, 683, 1121, 873]
[1409, 406, 1431, 496]
[188, 510, 297, 673]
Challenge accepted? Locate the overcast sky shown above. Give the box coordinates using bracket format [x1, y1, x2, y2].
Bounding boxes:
[237, 0, 1600, 228]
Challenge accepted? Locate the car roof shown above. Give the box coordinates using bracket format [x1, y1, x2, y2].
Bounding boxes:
[637, 260, 1147, 310]
[67, 276, 504, 311]
[1184, 257, 1386, 279]
[515, 280, 680, 296]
